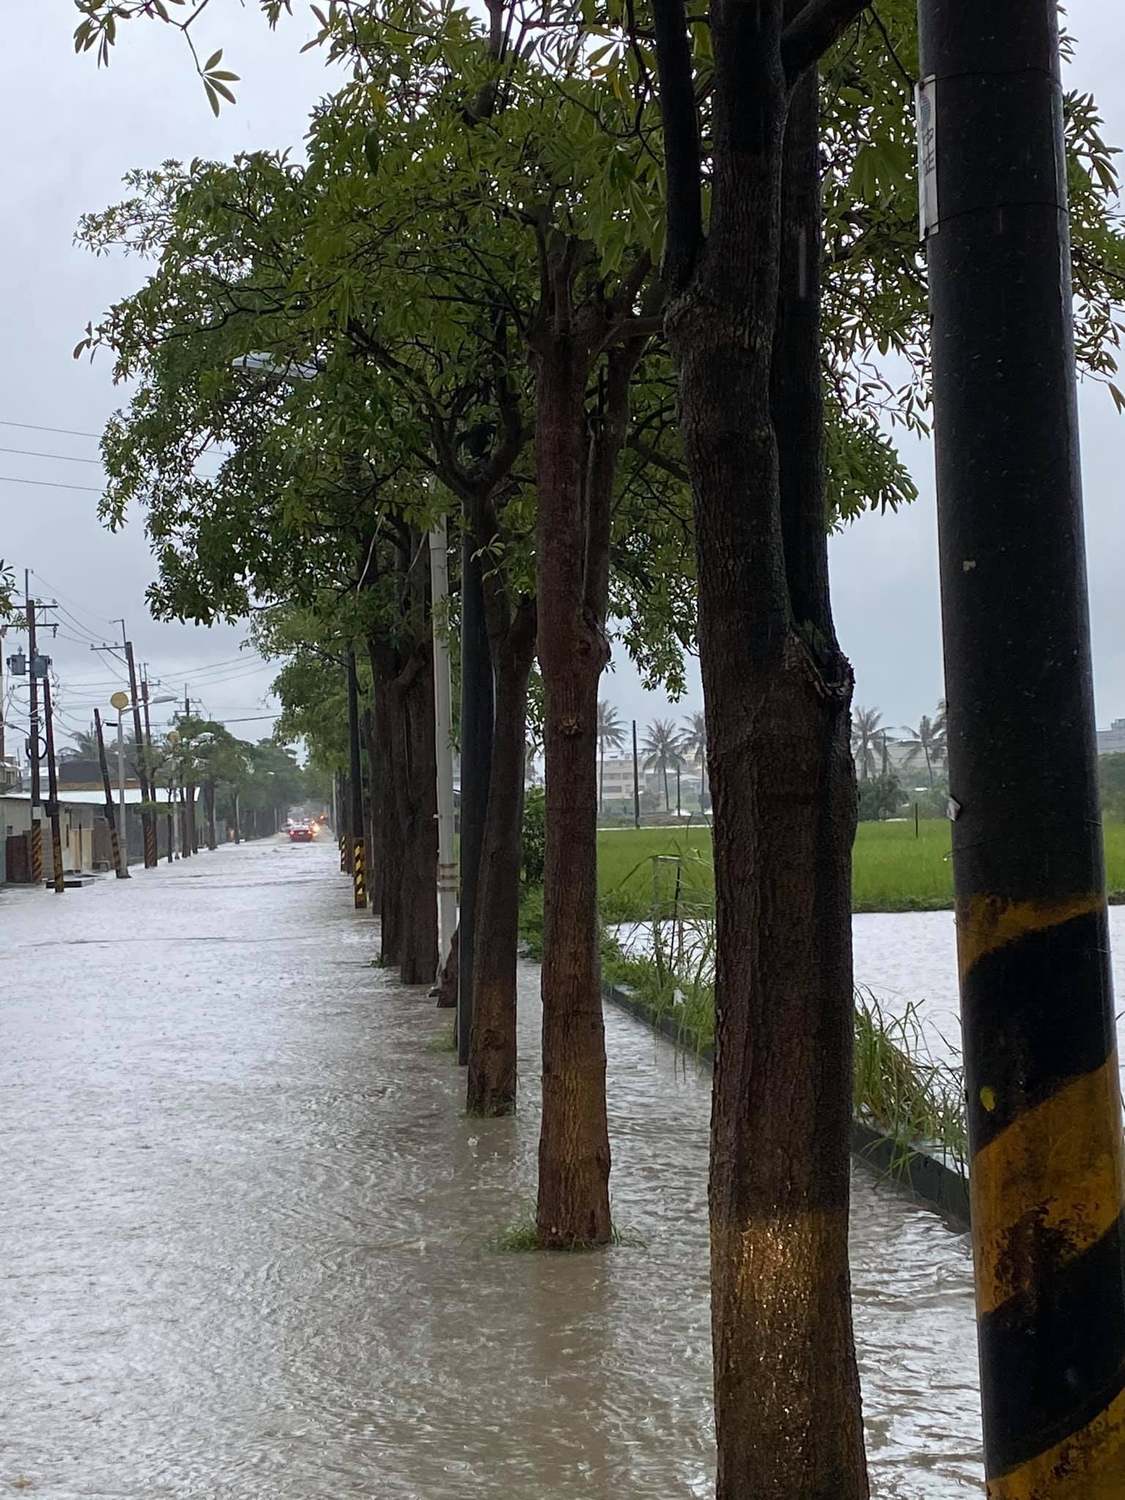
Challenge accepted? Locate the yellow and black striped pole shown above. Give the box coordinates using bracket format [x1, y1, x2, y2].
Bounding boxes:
[353, 836, 367, 910]
[29, 819, 43, 885]
[346, 650, 368, 909]
[922, 1, 1125, 1490]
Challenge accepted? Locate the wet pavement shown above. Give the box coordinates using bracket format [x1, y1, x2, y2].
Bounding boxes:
[2, 839, 981, 1498]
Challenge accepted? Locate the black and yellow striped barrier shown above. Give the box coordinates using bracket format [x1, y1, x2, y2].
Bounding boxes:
[30, 821, 43, 885]
[352, 836, 367, 910]
[959, 895, 1125, 1497]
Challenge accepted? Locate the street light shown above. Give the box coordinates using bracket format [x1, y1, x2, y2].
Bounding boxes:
[109, 690, 176, 874]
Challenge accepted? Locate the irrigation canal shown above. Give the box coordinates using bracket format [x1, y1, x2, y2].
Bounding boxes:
[3, 838, 983, 1497]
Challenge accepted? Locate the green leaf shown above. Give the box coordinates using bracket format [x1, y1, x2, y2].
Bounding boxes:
[363, 128, 382, 175]
[204, 79, 220, 116]
[204, 48, 223, 71]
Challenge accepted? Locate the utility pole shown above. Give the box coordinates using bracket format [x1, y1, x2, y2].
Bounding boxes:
[25, 575, 43, 885]
[94, 709, 128, 879]
[346, 650, 366, 909]
[632, 720, 641, 829]
[181, 688, 195, 857]
[40, 667, 65, 894]
[428, 522, 459, 992]
[124, 635, 156, 868]
[141, 672, 159, 859]
[919, 3, 1125, 1492]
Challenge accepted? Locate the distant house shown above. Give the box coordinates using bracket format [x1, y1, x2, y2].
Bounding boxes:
[1098, 719, 1125, 757]
[1, 786, 196, 882]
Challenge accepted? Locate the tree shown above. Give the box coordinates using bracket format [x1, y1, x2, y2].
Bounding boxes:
[1099, 753, 1125, 821]
[851, 706, 883, 782]
[649, 1, 876, 1490]
[60, 727, 100, 760]
[596, 700, 626, 813]
[857, 771, 902, 822]
[900, 711, 946, 786]
[678, 709, 708, 811]
[641, 718, 683, 811]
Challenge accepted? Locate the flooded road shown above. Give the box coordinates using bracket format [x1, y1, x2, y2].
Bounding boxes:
[2, 840, 981, 1497]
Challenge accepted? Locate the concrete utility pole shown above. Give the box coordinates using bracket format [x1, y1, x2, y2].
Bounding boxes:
[124, 635, 156, 868]
[919, 2, 1125, 1491]
[346, 650, 366, 909]
[428, 521, 459, 1000]
[182, 687, 197, 856]
[632, 720, 641, 829]
[110, 689, 130, 866]
[94, 708, 128, 879]
[25, 576, 43, 885]
[40, 668, 65, 894]
[456, 524, 493, 1064]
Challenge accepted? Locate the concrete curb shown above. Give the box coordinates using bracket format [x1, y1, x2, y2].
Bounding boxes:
[602, 980, 971, 1230]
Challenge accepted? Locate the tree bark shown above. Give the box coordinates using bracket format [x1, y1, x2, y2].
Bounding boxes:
[467, 596, 536, 1115]
[436, 923, 458, 1008]
[533, 322, 613, 1248]
[396, 636, 439, 985]
[204, 781, 215, 850]
[362, 708, 385, 918]
[368, 648, 405, 969]
[664, 15, 869, 1494]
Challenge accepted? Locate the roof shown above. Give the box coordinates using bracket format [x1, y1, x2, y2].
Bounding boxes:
[1, 787, 196, 808]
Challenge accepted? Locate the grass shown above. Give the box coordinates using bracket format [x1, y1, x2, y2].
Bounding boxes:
[596, 818, 1125, 919]
[852, 988, 967, 1168]
[601, 933, 968, 1169]
[491, 1210, 645, 1252]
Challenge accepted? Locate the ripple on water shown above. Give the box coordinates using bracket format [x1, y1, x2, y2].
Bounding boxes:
[2, 841, 985, 1497]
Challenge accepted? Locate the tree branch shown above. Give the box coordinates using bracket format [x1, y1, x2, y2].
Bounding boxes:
[781, 0, 869, 81]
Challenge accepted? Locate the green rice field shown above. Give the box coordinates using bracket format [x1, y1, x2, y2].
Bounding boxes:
[596, 818, 1125, 919]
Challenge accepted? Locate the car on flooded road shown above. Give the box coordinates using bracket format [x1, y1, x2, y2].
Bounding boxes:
[287, 822, 315, 843]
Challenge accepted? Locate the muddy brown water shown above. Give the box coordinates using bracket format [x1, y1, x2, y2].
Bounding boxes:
[2, 840, 981, 1497]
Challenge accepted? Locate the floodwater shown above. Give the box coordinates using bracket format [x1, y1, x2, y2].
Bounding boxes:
[616, 907, 1125, 1071]
[2, 840, 981, 1498]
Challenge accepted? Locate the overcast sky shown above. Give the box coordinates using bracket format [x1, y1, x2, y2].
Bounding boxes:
[2, 3, 1123, 754]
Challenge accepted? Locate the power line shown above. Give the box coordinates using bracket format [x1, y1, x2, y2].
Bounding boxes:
[0, 419, 103, 440]
[0, 446, 104, 466]
[0, 474, 105, 494]
[30, 572, 118, 631]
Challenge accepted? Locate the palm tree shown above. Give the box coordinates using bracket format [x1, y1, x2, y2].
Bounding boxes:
[642, 717, 683, 811]
[851, 707, 883, 782]
[900, 710, 947, 786]
[596, 700, 626, 812]
[678, 710, 708, 811]
[60, 725, 100, 760]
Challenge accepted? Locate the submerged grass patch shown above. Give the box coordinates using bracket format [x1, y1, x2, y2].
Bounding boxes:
[491, 1209, 646, 1253]
[424, 1026, 457, 1054]
[603, 932, 968, 1168]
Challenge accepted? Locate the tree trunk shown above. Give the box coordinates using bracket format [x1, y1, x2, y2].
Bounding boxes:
[368, 661, 405, 968]
[467, 599, 536, 1115]
[232, 791, 241, 845]
[535, 330, 612, 1249]
[206, 780, 217, 851]
[395, 637, 438, 987]
[665, 26, 869, 1496]
[362, 709, 385, 918]
[436, 923, 458, 1008]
